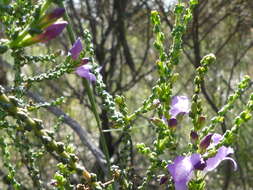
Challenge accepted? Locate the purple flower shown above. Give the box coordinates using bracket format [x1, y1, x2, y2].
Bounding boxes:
[204, 146, 237, 172]
[76, 64, 96, 82]
[167, 154, 202, 190]
[69, 38, 83, 60]
[170, 96, 190, 118]
[69, 38, 99, 81]
[204, 134, 237, 172]
[167, 133, 237, 190]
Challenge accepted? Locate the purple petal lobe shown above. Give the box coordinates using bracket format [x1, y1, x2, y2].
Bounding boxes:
[170, 96, 190, 118]
[70, 38, 83, 60]
[205, 146, 237, 172]
[211, 133, 223, 146]
[76, 65, 96, 82]
[168, 154, 201, 190]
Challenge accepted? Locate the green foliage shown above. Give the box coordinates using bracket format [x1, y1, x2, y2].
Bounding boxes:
[0, 0, 252, 189]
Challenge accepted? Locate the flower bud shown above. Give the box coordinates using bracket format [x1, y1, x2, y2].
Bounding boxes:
[201, 53, 216, 66]
[168, 118, 177, 128]
[36, 21, 68, 42]
[20, 21, 68, 47]
[198, 115, 206, 125]
[159, 175, 168, 185]
[190, 130, 198, 141]
[82, 169, 91, 181]
[38, 8, 65, 28]
[150, 117, 164, 127]
[69, 37, 83, 60]
[150, 99, 160, 109]
[199, 134, 213, 152]
[114, 95, 124, 105]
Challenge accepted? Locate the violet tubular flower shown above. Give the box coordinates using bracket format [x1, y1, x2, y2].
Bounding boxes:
[70, 38, 98, 82]
[167, 133, 237, 190]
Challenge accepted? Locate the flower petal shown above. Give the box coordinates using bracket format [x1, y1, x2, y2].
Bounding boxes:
[204, 146, 236, 172]
[211, 133, 223, 146]
[168, 154, 201, 190]
[75, 65, 96, 82]
[174, 180, 188, 190]
[70, 37, 83, 60]
[170, 96, 190, 118]
[40, 21, 68, 42]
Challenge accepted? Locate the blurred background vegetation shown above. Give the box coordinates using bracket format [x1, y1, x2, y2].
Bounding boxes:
[1, 0, 253, 189]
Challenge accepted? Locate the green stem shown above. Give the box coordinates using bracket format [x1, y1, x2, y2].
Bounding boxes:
[58, 1, 111, 173]
[84, 80, 111, 164]
[58, 3, 75, 43]
[40, 0, 52, 15]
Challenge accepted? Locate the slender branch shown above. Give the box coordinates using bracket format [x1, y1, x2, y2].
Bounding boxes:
[26, 91, 107, 173]
[58, 0, 111, 175]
